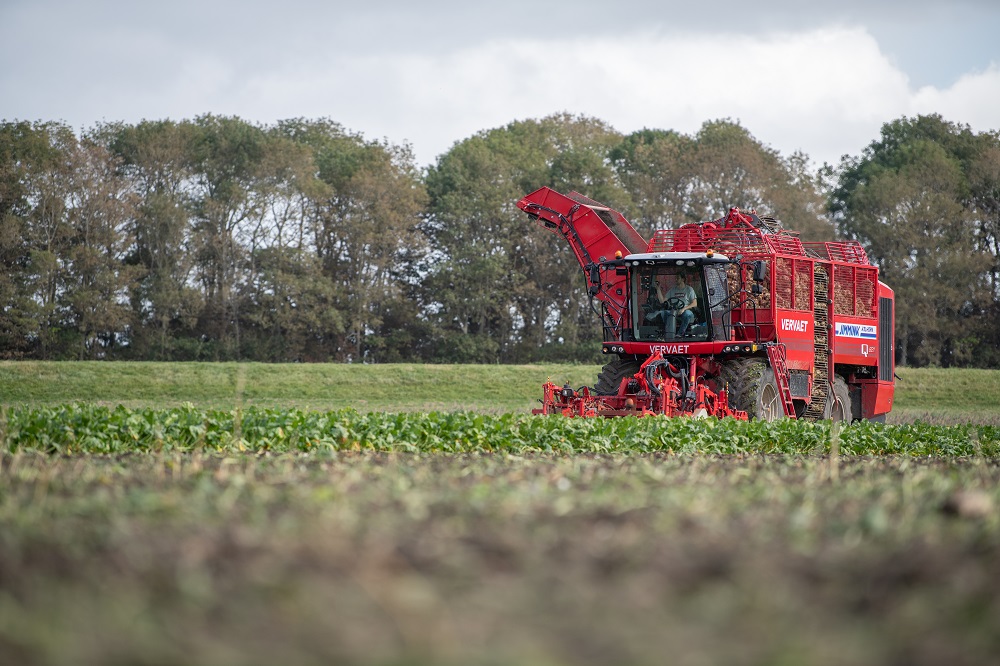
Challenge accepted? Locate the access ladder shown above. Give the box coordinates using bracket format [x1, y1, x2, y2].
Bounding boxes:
[765, 343, 797, 418]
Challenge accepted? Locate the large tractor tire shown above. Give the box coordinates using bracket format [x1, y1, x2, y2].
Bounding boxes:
[594, 357, 643, 395]
[828, 375, 852, 422]
[719, 358, 786, 421]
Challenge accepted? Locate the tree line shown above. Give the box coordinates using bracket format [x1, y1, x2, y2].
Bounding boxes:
[1, 113, 997, 366]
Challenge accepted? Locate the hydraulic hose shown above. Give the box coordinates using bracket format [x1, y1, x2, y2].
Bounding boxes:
[646, 357, 688, 399]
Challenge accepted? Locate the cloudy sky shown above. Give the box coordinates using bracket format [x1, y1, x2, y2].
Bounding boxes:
[3, 0, 998, 169]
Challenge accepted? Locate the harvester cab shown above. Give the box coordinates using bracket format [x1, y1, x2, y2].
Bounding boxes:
[628, 253, 733, 344]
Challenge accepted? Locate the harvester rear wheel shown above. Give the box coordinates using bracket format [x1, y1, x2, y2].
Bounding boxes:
[829, 375, 852, 422]
[594, 358, 642, 395]
[720, 358, 785, 421]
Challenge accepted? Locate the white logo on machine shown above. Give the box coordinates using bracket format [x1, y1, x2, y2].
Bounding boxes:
[650, 344, 690, 354]
[780, 318, 809, 332]
[835, 323, 877, 339]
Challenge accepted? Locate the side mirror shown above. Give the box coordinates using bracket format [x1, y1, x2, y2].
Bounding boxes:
[752, 260, 767, 282]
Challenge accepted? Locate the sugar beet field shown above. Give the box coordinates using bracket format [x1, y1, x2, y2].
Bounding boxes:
[2, 363, 1000, 665]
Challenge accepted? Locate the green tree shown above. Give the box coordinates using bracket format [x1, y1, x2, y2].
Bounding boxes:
[238, 246, 342, 361]
[102, 120, 204, 359]
[276, 118, 427, 362]
[0, 122, 60, 357]
[612, 120, 831, 240]
[423, 114, 628, 363]
[831, 115, 992, 366]
[10, 122, 79, 358]
[1, 122, 142, 359]
[61, 137, 142, 358]
[965, 131, 1000, 365]
[180, 115, 319, 359]
[187, 115, 269, 356]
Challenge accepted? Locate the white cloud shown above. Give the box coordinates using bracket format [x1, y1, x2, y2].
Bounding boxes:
[237, 25, 991, 168]
[3, 14, 997, 170]
[912, 64, 1000, 132]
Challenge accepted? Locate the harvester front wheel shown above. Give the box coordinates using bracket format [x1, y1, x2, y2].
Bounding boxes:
[594, 358, 642, 395]
[720, 358, 785, 421]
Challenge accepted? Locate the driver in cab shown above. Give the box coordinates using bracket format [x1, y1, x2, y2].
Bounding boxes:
[648, 272, 697, 337]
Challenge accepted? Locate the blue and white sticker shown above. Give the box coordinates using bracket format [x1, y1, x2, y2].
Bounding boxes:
[835, 323, 877, 339]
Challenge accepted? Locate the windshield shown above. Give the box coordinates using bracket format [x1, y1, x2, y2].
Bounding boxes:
[632, 264, 710, 342]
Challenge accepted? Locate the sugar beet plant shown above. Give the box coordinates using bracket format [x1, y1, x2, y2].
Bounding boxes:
[2, 404, 999, 456]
